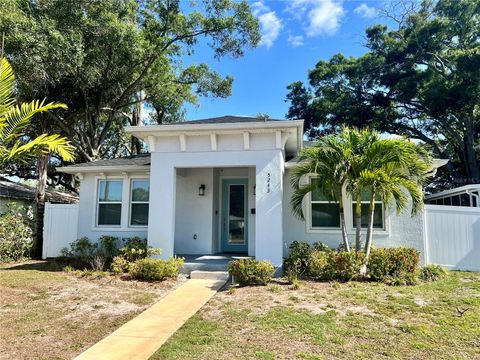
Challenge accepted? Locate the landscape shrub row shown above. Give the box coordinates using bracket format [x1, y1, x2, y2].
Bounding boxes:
[227, 241, 438, 287]
[284, 241, 422, 285]
[61, 236, 182, 281]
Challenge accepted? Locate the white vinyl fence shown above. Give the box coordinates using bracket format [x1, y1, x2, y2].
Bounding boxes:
[41, 202, 480, 272]
[42, 202, 79, 259]
[425, 204, 480, 271]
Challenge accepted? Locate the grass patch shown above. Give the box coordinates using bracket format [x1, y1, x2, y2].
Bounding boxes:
[152, 271, 480, 359]
[0, 260, 180, 359]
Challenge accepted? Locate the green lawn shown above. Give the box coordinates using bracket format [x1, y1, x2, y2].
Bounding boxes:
[0, 260, 183, 360]
[152, 272, 480, 360]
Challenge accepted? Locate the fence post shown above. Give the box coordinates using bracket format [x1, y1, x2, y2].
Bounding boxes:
[41, 202, 50, 259]
[422, 208, 429, 265]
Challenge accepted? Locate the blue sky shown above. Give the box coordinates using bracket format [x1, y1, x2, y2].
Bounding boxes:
[184, 0, 386, 120]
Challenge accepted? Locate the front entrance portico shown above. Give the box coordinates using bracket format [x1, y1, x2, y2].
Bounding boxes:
[126, 118, 304, 268]
[147, 150, 284, 266]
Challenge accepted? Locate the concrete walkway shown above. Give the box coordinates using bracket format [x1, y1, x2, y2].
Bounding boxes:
[75, 277, 227, 360]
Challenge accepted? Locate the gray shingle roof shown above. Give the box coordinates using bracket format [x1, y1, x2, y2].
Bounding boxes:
[62, 116, 293, 171]
[65, 153, 151, 169]
[0, 177, 78, 204]
[169, 115, 284, 125]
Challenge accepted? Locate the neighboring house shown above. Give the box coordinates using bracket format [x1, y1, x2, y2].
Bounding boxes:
[426, 185, 480, 207]
[56, 116, 445, 266]
[0, 176, 78, 213]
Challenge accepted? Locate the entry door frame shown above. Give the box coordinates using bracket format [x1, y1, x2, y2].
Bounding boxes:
[220, 177, 249, 253]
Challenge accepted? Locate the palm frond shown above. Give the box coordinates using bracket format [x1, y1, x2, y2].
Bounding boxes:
[0, 57, 15, 117]
[0, 100, 67, 141]
[6, 134, 74, 163]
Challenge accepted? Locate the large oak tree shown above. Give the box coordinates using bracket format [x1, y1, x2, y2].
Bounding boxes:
[0, 0, 260, 163]
[286, 0, 480, 187]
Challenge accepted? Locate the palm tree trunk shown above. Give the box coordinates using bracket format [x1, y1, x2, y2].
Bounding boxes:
[34, 154, 48, 259]
[339, 199, 350, 252]
[364, 192, 376, 259]
[355, 191, 362, 252]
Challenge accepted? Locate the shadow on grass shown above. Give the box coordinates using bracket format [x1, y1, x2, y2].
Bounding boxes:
[1, 259, 68, 272]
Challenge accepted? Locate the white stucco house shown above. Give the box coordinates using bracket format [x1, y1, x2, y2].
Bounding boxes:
[55, 116, 436, 267]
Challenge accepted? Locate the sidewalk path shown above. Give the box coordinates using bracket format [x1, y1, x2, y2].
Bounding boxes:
[75, 278, 227, 360]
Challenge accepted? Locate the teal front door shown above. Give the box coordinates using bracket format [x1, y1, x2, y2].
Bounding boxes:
[221, 178, 248, 253]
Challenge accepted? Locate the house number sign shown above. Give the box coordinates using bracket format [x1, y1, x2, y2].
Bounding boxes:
[266, 172, 271, 193]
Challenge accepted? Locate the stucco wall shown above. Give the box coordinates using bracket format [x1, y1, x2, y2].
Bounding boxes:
[174, 168, 215, 254]
[76, 174, 148, 243]
[148, 149, 284, 265]
[282, 169, 425, 260]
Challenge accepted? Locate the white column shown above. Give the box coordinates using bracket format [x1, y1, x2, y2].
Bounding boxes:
[255, 151, 284, 267]
[147, 153, 176, 259]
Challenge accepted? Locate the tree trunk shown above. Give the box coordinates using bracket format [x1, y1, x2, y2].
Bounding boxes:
[463, 118, 479, 183]
[34, 154, 48, 259]
[339, 199, 350, 252]
[130, 92, 144, 155]
[364, 192, 376, 259]
[355, 191, 362, 252]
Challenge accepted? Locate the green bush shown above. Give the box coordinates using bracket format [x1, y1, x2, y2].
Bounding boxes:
[228, 259, 275, 286]
[284, 241, 332, 279]
[111, 256, 129, 275]
[60, 237, 97, 266]
[367, 247, 420, 284]
[60, 236, 162, 272]
[419, 264, 446, 282]
[129, 257, 184, 281]
[307, 250, 332, 280]
[283, 241, 311, 278]
[329, 251, 365, 282]
[119, 237, 161, 263]
[97, 235, 119, 259]
[0, 204, 33, 262]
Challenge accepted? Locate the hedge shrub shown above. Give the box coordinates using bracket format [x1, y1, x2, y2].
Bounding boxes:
[307, 250, 364, 282]
[419, 264, 446, 282]
[228, 259, 275, 286]
[0, 204, 33, 262]
[329, 251, 365, 282]
[284, 241, 332, 279]
[129, 257, 184, 281]
[367, 247, 420, 284]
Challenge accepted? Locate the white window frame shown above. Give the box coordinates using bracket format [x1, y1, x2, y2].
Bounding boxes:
[350, 195, 386, 231]
[96, 179, 123, 228]
[129, 179, 150, 227]
[305, 176, 390, 235]
[306, 177, 341, 233]
[91, 174, 150, 231]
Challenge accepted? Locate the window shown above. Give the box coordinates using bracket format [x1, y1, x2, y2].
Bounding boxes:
[97, 180, 122, 226]
[130, 180, 149, 226]
[351, 190, 384, 229]
[310, 178, 340, 228]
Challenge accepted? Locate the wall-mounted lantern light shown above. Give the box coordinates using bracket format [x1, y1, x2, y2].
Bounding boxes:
[253, 185, 256, 196]
[199, 184, 206, 196]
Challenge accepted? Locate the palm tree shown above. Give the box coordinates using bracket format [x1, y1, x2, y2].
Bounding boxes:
[290, 130, 354, 252]
[338, 128, 376, 252]
[291, 128, 432, 260]
[357, 138, 432, 259]
[0, 57, 74, 165]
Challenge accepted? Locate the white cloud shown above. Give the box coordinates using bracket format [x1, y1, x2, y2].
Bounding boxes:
[288, 34, 304, 47]
[252, 1, 282, 48]
[354, 3, 378, 18]
[286, 0, 345, 37]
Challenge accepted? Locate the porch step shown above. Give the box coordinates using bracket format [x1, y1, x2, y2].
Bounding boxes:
[190, 270, 230, 281]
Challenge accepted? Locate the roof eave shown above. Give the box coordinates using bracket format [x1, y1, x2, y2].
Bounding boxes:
[126, 120, 304, 140]
[57, 165, 150, 174]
